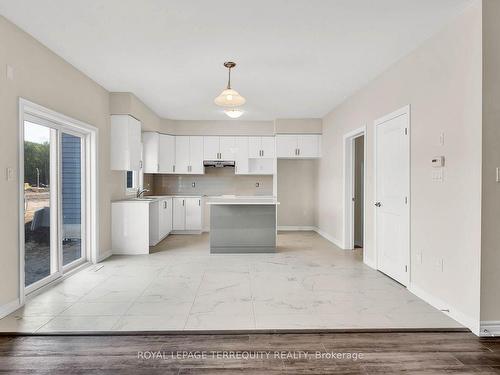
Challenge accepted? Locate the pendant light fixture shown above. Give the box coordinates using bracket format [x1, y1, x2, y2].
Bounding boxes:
[214, 62, 246, 117]
[224, 108, 244, 118]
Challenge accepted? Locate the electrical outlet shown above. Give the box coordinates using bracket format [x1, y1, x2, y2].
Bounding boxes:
[191, 182, 196, 188]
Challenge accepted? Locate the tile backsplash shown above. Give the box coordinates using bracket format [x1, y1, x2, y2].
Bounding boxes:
[145, 167, 273, 196]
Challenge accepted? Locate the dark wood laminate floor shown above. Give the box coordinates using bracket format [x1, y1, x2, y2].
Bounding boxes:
[0, 332, 499, 374]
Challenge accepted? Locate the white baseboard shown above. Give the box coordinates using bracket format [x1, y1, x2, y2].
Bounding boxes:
[314, 227, 343, 249]
[0, 298, 21, 319]
[480, 321, 500, 337]
[278, 226, 316, 231]
[97, 250, 112, 262]
[408, 283, 479, 335]
[363, 257, 377, 270]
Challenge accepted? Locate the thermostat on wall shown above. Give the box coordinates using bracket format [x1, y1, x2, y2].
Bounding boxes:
[431, 156, 445, 167]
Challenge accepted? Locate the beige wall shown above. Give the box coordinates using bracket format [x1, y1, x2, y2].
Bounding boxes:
[277, 159, 318, 228]
[0, 16, 121, 306]
[165, 120, 274, 136]
[480, 0, 500, 323]
[274, 119, 322, 134]
[110, 92, 162, 132]
[317, 2, 483, 331]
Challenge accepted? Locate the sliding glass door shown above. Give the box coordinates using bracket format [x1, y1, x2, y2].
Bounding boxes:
[23, 117, 87, 293]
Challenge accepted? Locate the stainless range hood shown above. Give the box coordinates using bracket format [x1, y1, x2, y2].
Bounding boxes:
[203, 160, 235, 168]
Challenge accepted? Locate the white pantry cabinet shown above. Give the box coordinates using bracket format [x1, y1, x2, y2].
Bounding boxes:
[110, 115, 142, 171]
[172, 197, 202, 231]
[175, 136, 204, 174]
[248, 136, 275, 159]
[276, 134, 321, 158]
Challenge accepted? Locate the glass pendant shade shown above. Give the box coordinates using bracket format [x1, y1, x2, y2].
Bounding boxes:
[214, 88, 246, 107]
[224, 108, 244, 118]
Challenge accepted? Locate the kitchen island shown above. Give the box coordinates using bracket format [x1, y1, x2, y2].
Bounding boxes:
[206, 196, 279, 254]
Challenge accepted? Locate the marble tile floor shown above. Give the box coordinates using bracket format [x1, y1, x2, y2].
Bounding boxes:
[0, 231, 463, 332]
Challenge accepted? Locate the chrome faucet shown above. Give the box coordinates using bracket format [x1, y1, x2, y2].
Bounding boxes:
[136, 188, 150, 198]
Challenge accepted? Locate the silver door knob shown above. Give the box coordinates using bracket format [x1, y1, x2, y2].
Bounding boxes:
[374, 202, 382, 207]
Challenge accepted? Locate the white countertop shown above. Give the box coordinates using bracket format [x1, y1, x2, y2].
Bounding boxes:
[206, 196, 279, 205]
[112, 195, 202, 204]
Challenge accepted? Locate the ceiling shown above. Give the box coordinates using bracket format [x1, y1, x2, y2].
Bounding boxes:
[0, 0, 473, 120]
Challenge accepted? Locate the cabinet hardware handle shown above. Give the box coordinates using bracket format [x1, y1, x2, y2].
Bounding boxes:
[173, 165, 175, 172]
[262, 150, 264, 157]
[198, 199, 200, 206]
[375, 202, 382, 207]
[298, 148, 300, 156]
[183, 199, 185, 206]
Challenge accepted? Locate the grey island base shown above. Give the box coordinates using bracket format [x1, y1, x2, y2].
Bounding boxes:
[207, 197, 280, 254]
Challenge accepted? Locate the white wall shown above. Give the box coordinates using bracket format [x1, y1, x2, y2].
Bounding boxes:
[317, 2, 482, 332]
[0, 16, 121, 308]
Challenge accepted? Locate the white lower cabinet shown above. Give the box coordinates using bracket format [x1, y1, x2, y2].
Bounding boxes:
[172, 197, 186, 230]
[172, 197, 202, 231]
[149, 198, 172, 246]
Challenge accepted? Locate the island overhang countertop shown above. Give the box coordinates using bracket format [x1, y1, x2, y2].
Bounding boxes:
[206, 196, 279, 205]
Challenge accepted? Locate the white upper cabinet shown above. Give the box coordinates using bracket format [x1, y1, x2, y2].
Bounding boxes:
[174, 136, 190, 173]
[158, 134, 175, 173]
[248, 136, 275, 159]
[234, 137, 249, 174]
[176, 136, 204, 174]
[143, 132, 175, 173]
[111, 115, 142, 171]
[189, 136, 204, 174]
[276, 135, 297, 158]
[203, 136, 220, 160]
[203, 136, 236, 160]
[297, 134, 321, 158]
[142, 132, 159, 173]
[276, 134, 321, 158]
[219, 137, 236, 160]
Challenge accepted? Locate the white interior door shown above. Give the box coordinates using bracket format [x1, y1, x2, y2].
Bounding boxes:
[375, 107, 410, 286]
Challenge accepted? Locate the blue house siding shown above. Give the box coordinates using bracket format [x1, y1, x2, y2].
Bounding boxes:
[61, 133, 81, 229]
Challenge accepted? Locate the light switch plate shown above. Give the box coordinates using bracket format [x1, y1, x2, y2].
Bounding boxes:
[6, 167, 14, 181]
[6, 65, 14, 80]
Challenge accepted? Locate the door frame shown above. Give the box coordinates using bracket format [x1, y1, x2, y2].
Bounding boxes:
[373, 104, 411, 286]
[18, 98, 99, 303]
[343, 126, 366, 251]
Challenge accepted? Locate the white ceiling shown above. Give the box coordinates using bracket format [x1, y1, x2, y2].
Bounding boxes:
[0, 0, 473, 120]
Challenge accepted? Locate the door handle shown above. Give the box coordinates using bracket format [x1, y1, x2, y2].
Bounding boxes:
[375, 202, 382, 207]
